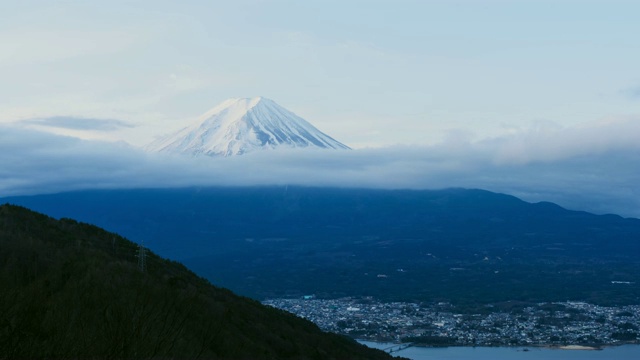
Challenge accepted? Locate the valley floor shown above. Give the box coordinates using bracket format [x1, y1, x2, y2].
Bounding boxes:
[263, 298, 640, 347]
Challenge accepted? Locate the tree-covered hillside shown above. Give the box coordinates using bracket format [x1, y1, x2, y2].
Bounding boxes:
[0, 204, 396, 359]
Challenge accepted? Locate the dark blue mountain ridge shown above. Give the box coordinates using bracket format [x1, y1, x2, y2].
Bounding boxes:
[3, 187, 640, 306]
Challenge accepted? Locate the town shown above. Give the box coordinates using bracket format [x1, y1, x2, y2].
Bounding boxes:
[264, 297, 640, 347]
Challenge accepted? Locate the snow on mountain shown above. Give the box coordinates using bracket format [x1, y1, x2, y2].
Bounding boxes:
[146, 97, 350, 156]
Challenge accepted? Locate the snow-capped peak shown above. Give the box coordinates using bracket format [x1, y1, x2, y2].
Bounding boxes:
[146, 97, 350, 156]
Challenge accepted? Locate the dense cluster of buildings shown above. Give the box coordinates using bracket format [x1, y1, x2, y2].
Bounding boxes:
[263, 297, 640, 347]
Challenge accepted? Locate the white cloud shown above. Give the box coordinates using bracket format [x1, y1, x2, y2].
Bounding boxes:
[19, 116, 134, 131]
[478, 116, 640, 164]
[1, 118, 639, 218]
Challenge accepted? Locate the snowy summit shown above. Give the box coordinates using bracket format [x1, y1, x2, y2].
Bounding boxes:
[146, 97, 350, 156]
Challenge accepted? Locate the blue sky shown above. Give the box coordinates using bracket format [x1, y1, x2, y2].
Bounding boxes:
[1, 1, 639, 217]
[2, 0, 639, 147]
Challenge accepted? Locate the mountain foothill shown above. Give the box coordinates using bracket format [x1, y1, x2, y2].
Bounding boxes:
[0, 204, 398, 359]
[5, 187, 640, 311]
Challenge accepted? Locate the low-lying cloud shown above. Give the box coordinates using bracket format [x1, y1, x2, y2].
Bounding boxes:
[19, 116, 134, 131]
[1, 117, 639, 218]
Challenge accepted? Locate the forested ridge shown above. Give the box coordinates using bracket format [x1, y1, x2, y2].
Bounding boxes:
[0, 204, 395, 359]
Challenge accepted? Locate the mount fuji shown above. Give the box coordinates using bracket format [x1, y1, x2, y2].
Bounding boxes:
[146, 97, 350, 156]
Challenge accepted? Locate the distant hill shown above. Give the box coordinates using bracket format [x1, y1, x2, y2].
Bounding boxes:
[4, 187, 640, 308]
[0, 204, 396, 359]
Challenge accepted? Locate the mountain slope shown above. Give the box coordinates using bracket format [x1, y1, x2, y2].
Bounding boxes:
[0, 204, 395, 359]
[146, 97, 350, 156]
[4, 187, 640, 307]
